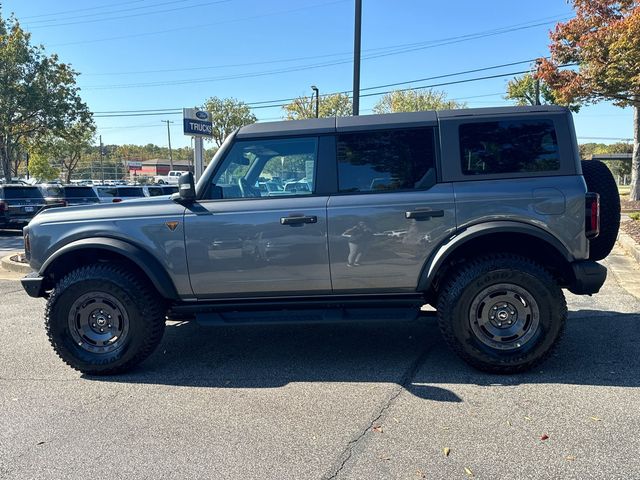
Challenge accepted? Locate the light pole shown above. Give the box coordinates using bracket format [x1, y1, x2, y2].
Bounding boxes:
[352, 0, 362, 116]
[311, 85, 319, 118]
[162, 120, 174, 170]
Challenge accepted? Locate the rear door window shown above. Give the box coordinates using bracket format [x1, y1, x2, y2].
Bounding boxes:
[459, 120, 559, 175]
[336, 128, 437, 193]
[117, 187, 145, 197]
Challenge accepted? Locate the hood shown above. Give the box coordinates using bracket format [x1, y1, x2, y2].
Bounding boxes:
[29, 196, 181, 227]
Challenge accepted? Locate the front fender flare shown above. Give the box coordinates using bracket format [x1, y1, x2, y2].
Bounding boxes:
[417, 221, 574, 292]
[40, 237, 179, 300]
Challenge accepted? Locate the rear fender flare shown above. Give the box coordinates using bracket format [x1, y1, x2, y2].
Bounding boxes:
[417, 221, 574, 292]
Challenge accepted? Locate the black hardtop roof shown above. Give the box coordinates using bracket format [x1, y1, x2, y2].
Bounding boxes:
[236, 105, 569, 139]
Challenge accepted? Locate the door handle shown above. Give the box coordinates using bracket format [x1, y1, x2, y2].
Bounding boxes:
[405, 209, 444, 220]
[280, 215, 318, 226]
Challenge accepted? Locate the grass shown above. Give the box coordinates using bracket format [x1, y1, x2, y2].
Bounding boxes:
[630, 212, 640, 221]
[619, 185, 631, 195]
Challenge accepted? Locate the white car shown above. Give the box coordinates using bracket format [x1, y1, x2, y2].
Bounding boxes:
[153, 170, 189, 185]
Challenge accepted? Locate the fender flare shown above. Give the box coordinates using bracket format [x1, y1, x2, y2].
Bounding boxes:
[417, 221, 574, 292]
[40, 237, 179, 300]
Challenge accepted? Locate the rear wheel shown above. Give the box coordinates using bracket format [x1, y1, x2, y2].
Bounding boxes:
[581, 160, 620, 261]
[45, 264, 166, 375]
[436, 254, 566, 373]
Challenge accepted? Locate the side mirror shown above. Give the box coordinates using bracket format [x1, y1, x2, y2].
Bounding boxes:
[171, 172, 196, 204]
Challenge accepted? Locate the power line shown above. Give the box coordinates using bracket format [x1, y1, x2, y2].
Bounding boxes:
[50, 0, 350, 47]
[91, 58, 544, 115]
[92, 64, 572, 118]
[79, 18, 566, 91]
[18, 0, 148, 20]
[23, 0, 192, 24]
[26, 0, 232, 29]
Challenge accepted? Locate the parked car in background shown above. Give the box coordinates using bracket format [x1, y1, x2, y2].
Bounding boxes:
[0, 185, 47, 228]
[143, 185, 180, 197]
[39, 185, 68, 207]
[61, 186, 101, 206]
[153, 170, 189, 185]
[94, 185, 146, 203]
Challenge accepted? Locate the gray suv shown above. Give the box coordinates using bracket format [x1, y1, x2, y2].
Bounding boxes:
[21, 106, 620, 375]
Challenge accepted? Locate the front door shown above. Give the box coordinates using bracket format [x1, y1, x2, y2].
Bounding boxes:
[184, 136, 331, 298]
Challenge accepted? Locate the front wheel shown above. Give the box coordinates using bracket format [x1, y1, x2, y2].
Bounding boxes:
[436, 254, 566, 373]
[45, 264, 166, 375]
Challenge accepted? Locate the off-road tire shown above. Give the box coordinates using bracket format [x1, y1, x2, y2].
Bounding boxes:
[436, 254, 567, 374]
[581, 159, 620, 261]
[45, 264, 166, 375]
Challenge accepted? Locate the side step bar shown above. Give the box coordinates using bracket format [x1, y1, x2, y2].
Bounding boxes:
[168, 294, 431, 326]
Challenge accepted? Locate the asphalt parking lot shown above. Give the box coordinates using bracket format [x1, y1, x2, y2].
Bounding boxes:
[0, 232, 639, 479]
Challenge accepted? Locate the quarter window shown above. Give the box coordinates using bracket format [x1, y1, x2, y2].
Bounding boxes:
[337, 128, 436, 193]
[459, 120, 560, 175]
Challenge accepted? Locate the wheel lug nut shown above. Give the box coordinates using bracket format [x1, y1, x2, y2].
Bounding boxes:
[498, 323, 502, 327]
[92, 323, 96, 327]
[108, 315, 112, 319]
[108, 324, 112, 328]
[100, 328, 104, 332]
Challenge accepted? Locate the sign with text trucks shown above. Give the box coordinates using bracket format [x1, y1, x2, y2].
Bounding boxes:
[183, 108, 213, 137]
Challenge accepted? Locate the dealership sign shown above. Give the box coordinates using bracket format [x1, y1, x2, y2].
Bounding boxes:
[128, 161, 142, 171]
[183, 108, 213, 137]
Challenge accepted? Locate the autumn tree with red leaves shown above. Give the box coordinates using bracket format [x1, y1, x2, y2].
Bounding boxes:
[537, 0, 640, 200]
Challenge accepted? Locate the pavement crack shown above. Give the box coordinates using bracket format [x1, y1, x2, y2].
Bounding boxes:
[322, 341, 436, 480]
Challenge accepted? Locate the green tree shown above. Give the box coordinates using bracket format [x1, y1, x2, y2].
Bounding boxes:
[0, 12, 92, 181]
[536, 0, 640, 199]
[373, 89, 466, 114]
[28, 151, 60, 182]
[203, 97, 257, 147]
[505, 73, 580, 111]
[283, 93, 352, 120]
[31, 122, 96, 183]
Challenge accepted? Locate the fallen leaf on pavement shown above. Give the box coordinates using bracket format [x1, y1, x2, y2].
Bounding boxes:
[524, 416, 532, 421]
[378, 455, 391, 461]
[590, 416, 602, 422]
[540, 434, 549, 441]
[464, 466, 474, 477]
[416, 469, 426, 478]
[372, 425, 383, 433]
[443, 447, 451, 457]
[507, 420, 512, 426]
[565, 455, 576, 461]
[36, 441, 45, 446]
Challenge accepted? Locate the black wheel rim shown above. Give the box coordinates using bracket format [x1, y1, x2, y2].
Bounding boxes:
[469, 283, 540, 351]
[68, 292, 130, 354]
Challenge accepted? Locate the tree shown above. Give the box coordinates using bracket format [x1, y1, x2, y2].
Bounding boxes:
[30, 122, 96, 183]
[373, 89, 466, 114]
[536, 0, 640, 200]
[283, 93, 352, 120]
[0, 12, 92, 181]
[28, 151, 60, 182]
[506, 73, 580, 111]
[203, 97, 257, 147]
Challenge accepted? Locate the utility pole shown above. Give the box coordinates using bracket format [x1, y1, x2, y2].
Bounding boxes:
[162, 120, 174, 170]
[311, 85, 319, 118]
[352, 0, 362, 116]
[99, 135, 104, 184]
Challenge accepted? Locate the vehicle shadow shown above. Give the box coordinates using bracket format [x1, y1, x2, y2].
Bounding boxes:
[84, 309, 640, 402]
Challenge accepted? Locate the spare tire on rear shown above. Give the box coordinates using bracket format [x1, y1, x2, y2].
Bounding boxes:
[581, 160, 620, 261]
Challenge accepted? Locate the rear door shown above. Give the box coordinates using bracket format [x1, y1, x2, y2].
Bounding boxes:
[184, 135, 332, 298]
[327, 126, 456, 293]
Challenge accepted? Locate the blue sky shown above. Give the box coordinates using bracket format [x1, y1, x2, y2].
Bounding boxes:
[4, 0, 635, 149]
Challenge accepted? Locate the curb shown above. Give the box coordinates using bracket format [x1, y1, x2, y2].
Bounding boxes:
[1, 252, 31, 274]
[617, 232, 640, 265]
